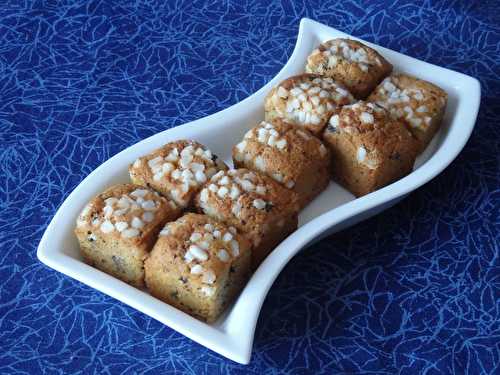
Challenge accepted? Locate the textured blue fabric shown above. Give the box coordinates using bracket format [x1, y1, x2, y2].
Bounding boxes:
[1, 1, 499, 373]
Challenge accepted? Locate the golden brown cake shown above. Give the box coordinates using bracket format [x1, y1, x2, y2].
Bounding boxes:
[264, 73, 355, 136]
[305, 38, 392, 99]
[194, 169, 300, 268]
[129, 140, 228, 208]
[322, 101, 419, 197]
[144, 213, 251, 323]
[367, 73, 448, 151]
[74, 184, 181, 287]
[232, 120, 331, 208]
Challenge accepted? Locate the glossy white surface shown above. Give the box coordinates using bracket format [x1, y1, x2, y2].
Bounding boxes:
[37, 18, 480, 364]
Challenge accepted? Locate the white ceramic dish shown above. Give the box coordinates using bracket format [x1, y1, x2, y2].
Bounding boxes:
[37, 18, 480, 364]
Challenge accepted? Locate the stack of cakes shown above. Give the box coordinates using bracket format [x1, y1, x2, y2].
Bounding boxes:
[75, 37, 447, 323]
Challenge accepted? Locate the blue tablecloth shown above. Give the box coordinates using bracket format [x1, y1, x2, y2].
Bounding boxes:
[1, 1, 499, 373]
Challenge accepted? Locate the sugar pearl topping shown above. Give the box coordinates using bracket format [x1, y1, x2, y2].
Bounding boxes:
[131, 142, 224, 206]
[199, 170, 272, 217]
[356, 145, 378, 169]
[240, 122, 288, 151]
[373, 77, 433, 130]
[328, 102, 385, 134]
[306, 39, 383, 73]
[271, 76, 354, 126]
[77, 188, 169, 240]
[168, 219, 243, 292]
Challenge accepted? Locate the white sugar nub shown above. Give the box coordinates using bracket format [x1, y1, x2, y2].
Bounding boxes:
[230, 186, 240, 200]
[203, 149, 212, 160]
[276, 139, 287, 150]
[171, 169, 181, 179]
[148, 156, 163, 168]
[133, 159, 141, 168]
[218, 176, 230, 185]
[122, 228, 139, 238]
[360, 112, 374, 124]
[217, 249, 230, 262]
[162, 162, 174, 173]
[273, 173, 283, 182]
[267, 135, 277, 147]
[117, 197, 130, 209]
[103, 206, 113, 219]
[329, 115, 339, 129]
[114, 208, 128, 216]
[79, 204, 91, 219]
[141, 200, 156, 211]
[142, 211, 154, 222]
[165, 150, 179, 162]
[236, 141, 247, 153]
[230, 240, 240, 257]
[213, 230, 221, 239]
[194, 171, 206, 183]
[115, 221, 128, 232]
[131, 217, 144, 229]
[189, 245, 208, 261]
[255, 156, 266, 171]
[200, 188, 209, 203]
[413, 90, 424, 100]
[204, 223, 214, 232]
[222, 232, 233, 242]
[256, 185, 266, 195]
[240, 180, 254, 192]
[198, 240, 210, 250]
[202, 270, 216, 284]
[131, 189, 148, 198]
[159, 226, 170, 236]
[285, 180, 295, 189]
[231, 201, 242, 217]
[100, 220, 114, 233]
[253, 199, 266, 210]
[277, 86, 288, 98]
[217, 186, 229, 198]
[184, 250, 194, 263]
[104, 197, 118, 206]
[190, 232, 202, 242]
[190, 264, 204, 275]
[357, 146, 367, 162]
[211, 170, 224, 181]
[416, 105, 428, 113]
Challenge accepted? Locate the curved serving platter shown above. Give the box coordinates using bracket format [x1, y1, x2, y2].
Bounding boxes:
[37, 18, 480, 364]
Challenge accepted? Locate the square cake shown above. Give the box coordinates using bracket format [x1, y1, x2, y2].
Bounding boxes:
[195, 169, 300, 268]
[74, 184, 181, 287]
[232, 120, 331, 208]
[322, 101, 419, 197]
[129, 140, 228, 208]
[144, 213, 251, 322]
[367, 73, 448, 151]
